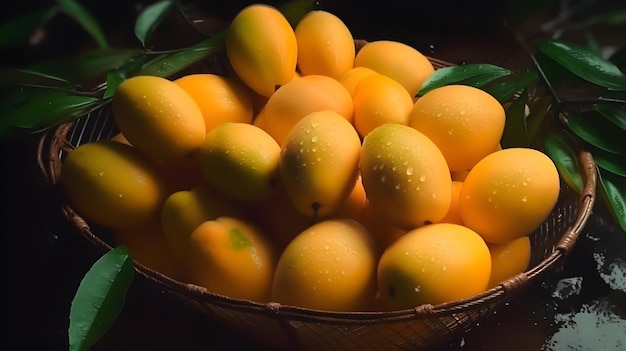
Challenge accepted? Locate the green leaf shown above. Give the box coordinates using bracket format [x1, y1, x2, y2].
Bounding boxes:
[103, 55, 150, 99]
[595, 103, 626, 132]
[597, 168, 626, 233]
[539, 39, 626, 91]
[134, 0, 174, 47]
[543, 132, 585, 193]
[590, 144, 626, 177]
[534, 50, 578, 88]
[484, 70, 537, 103]
[138, 31, 227, 77]
[0, 89, 102, 137]
[0, 6, 58, 47]
[279, 0, 317, 27]
[566, 111, 626, 155]
[0, 68, 77, 89]
[585, 34, 602, 57]
[417, 63, 513, 96]
[526, 94, 553, 143]
[69, 246, 134, 351]
[27, 49, 142, 83]
[501, 89, 529, 148]
[595, 9, 626, 26]
[57, 0, 109, 49]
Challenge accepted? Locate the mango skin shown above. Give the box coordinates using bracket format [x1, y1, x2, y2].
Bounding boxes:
[294, 10, 355, 79]
[226, 4, 297, 97]
[279, 110, 361, 218]
[112, 75, 206, 163]
[360, 123, 452, 229]
[60, 140, 169, 230]
[271, 218, 378, 311]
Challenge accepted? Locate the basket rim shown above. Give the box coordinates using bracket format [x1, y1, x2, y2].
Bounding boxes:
[35, 55, 598, 325]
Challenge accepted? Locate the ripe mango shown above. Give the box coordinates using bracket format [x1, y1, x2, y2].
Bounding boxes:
[360, 123, 452, 229]
[279, 110, 361, 218]
[226, 4, 297, 97]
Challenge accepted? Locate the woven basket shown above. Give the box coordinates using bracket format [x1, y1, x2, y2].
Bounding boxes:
[36, 42, 597, 350]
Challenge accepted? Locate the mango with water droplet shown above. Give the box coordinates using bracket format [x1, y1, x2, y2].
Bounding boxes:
[279, 110, 361, 218]
[198, 122, 281, 202]
[459, 147, 560, 243]
[226, 4, 297, 97]
[112, 75, 206, 163]
[360, 123, 451, 229]
[294, 10, 355, 79]
[271, 218, 378, 311]
[187, 216, 277, 302]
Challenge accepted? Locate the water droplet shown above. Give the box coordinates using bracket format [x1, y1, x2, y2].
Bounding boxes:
[311, 147, 317, 152]
[386, 141, 392, 146]
[406, 167, 414, 175]
[522, 196, 528, 202]
[448, 129, 454, 135]
[381, 175, 386, 183]
[492, 190, 497, 195]
[414, 286, 421, 292]
[325, 40, 332, 46]
[395, 184, 401, 190]
[431, 193, 437, 199]
[340, 270, 346, 276]
[311, 136, 318, 143]
[316, 157, 321, 162]
[311, 122, 319, 128]
[419, 175, 427, 182]
[98, 172, 104, 177]
[118, 194, 123, 198]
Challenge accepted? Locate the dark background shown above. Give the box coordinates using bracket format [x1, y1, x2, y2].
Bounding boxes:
[2, 1, 625, 350]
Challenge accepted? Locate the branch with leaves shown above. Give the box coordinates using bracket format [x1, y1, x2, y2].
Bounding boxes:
[418, 37, 626, 233]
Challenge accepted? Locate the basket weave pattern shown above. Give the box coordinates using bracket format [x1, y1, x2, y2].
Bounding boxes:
[36, 45, 597, 350]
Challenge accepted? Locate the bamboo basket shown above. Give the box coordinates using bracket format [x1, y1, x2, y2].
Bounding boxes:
[36, 41, 597, 350]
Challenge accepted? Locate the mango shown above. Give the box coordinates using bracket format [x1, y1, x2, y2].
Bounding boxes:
[360, 123, 452, 229]
[279, 110, 361, 218]
[226, 4, 297, 97]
